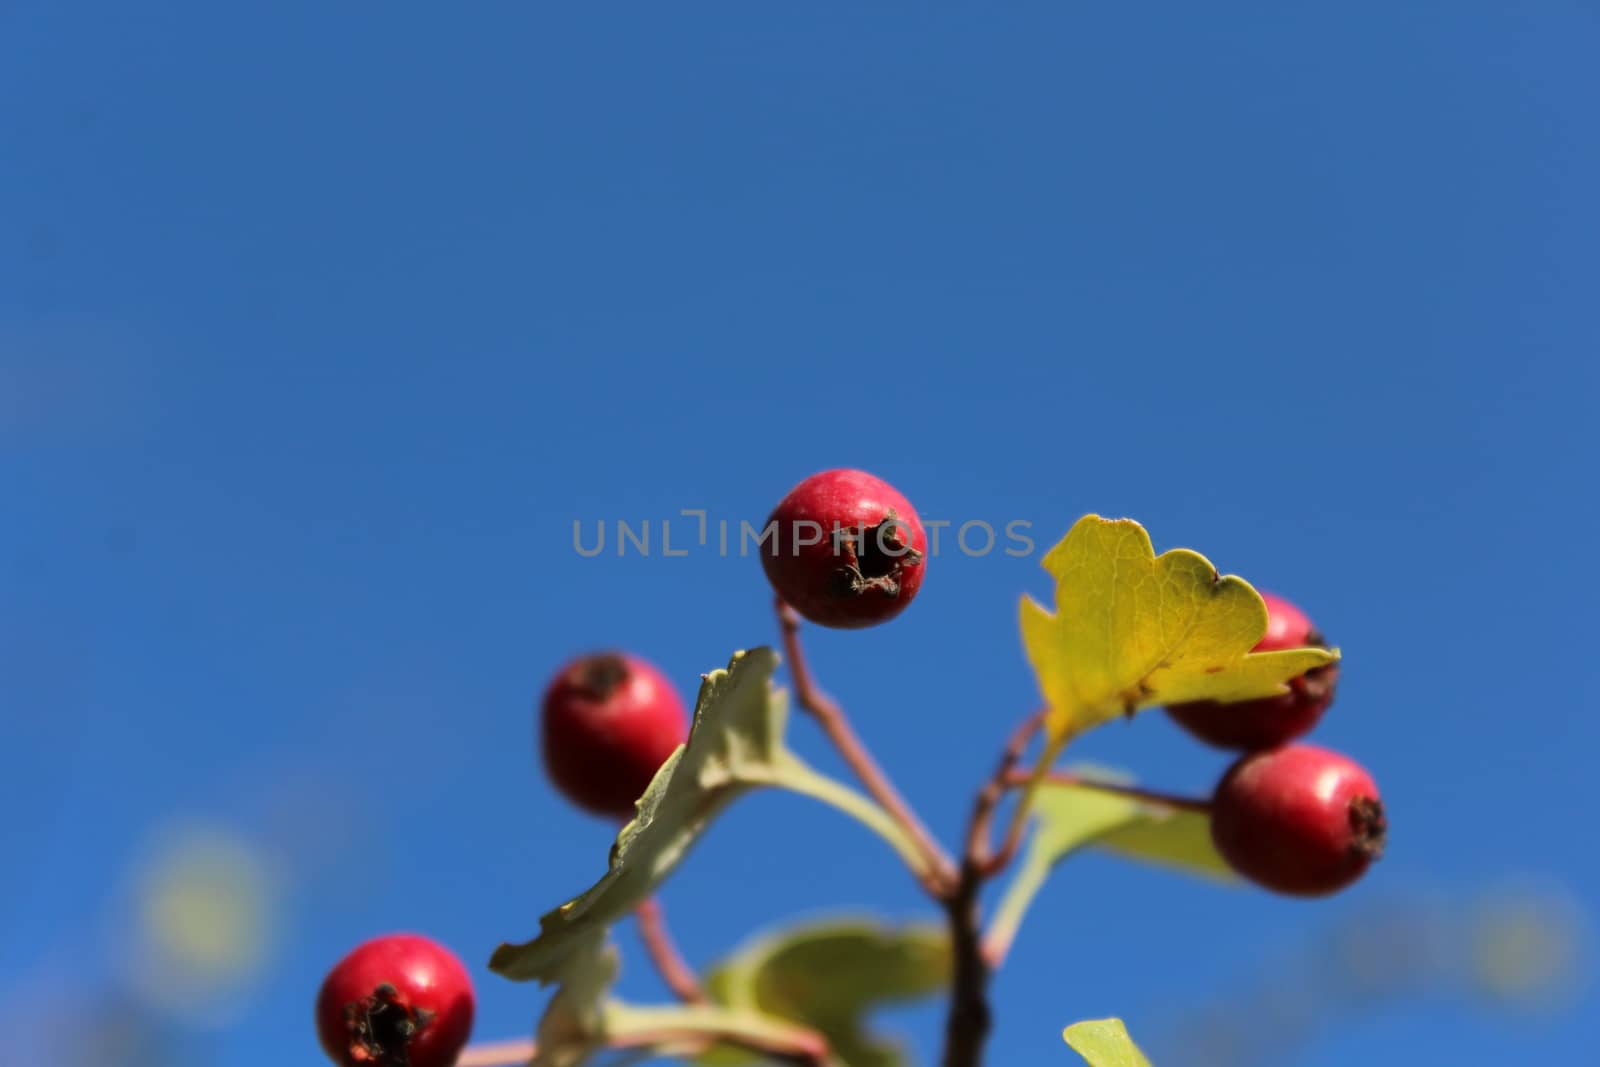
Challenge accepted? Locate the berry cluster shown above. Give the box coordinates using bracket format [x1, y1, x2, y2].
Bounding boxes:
[312, 468, 1387, 1065]
[757, 469, 1387, 898]
[1165, 590, 1386, 896]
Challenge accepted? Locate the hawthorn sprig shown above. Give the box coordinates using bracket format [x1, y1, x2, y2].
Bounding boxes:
[314, 469, 1385, 1067]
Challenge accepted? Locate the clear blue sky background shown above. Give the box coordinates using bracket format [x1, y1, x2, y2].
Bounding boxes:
[4, 4, 1597, 1066]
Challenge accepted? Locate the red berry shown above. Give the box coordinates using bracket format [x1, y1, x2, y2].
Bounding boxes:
[1210, 744, 1386, 896]
[316, 934, 474, 1067]
[760, 468, 928, 629]
[1250, 591, 1318, 653]
[1166, 591, 1338, 750]
[541, 652, 689, 818]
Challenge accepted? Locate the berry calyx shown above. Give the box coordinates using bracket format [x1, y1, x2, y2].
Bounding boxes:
[316, 934, 474, 1067]
[760, 468, 928, 629]
[1166, 591, 1338, 750]
[1209, 743, 1386, 896]
[541, 652, 689, 818]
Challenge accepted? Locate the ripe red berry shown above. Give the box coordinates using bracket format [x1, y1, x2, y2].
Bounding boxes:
[761, 468, 928, 629]
[316, 934, 474, 1067]
[1249, 590, 1318, 652]
[1166, 591, 1338, 750]
[541, 652, 689, 819]
[1210, 744, 1386, 896]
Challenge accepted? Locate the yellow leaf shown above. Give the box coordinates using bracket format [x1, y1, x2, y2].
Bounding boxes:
[1021, 515, 1337, 742]
[1063, 1018, 1153, 1066]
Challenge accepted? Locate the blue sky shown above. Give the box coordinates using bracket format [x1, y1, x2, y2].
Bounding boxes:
[3, 4, 1597, 1065]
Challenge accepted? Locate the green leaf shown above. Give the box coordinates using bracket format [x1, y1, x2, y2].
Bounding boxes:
[699, 919, 950, 1067]
[604, 1003, 829, 1067]
[1095, 804, 1227, 878]
[525, 928, 832, 1067]
[1063, 1018, 1153, 1066]
[492, 648, 929, 983]
[1020, 515, 1337, 744]
[529, 930, 618, 1067]
[986, 771, 1230, 959]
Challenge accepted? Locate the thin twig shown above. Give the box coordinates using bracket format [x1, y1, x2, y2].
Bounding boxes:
[775, 597, 956, 895]
[607, 1013, 834, 1067]
[968, 711, 1046, 876]
[635, 895, 707, 1004]
[457, 1039, 536, 1066]
[1001, 769, 1213, 813]
[456, 1014, 835, 1067]
[936, 709, 1044, 1067]
[985, 724, 1076, 884]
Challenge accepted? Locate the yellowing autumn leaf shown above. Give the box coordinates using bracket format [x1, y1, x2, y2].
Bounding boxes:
[1021, 515, 1337, 742]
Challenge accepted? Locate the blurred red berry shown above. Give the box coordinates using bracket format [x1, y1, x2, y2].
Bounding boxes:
[1251, 590, 1318, 652]
[1167, 591, 1338, 750]
[541, 652, 689, 819]
[316, 934, 474, 1067]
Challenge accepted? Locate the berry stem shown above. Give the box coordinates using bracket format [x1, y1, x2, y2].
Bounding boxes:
[969, 711, 1046, 876]
[634, 896, 706, 1004]
[455, 1020, 835, 1067]
[457, 1039, 536, 1066]
[1001, 769, 1214, 814]
[606, 1005, 836, 1066]
[775, 597, 956, 895]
